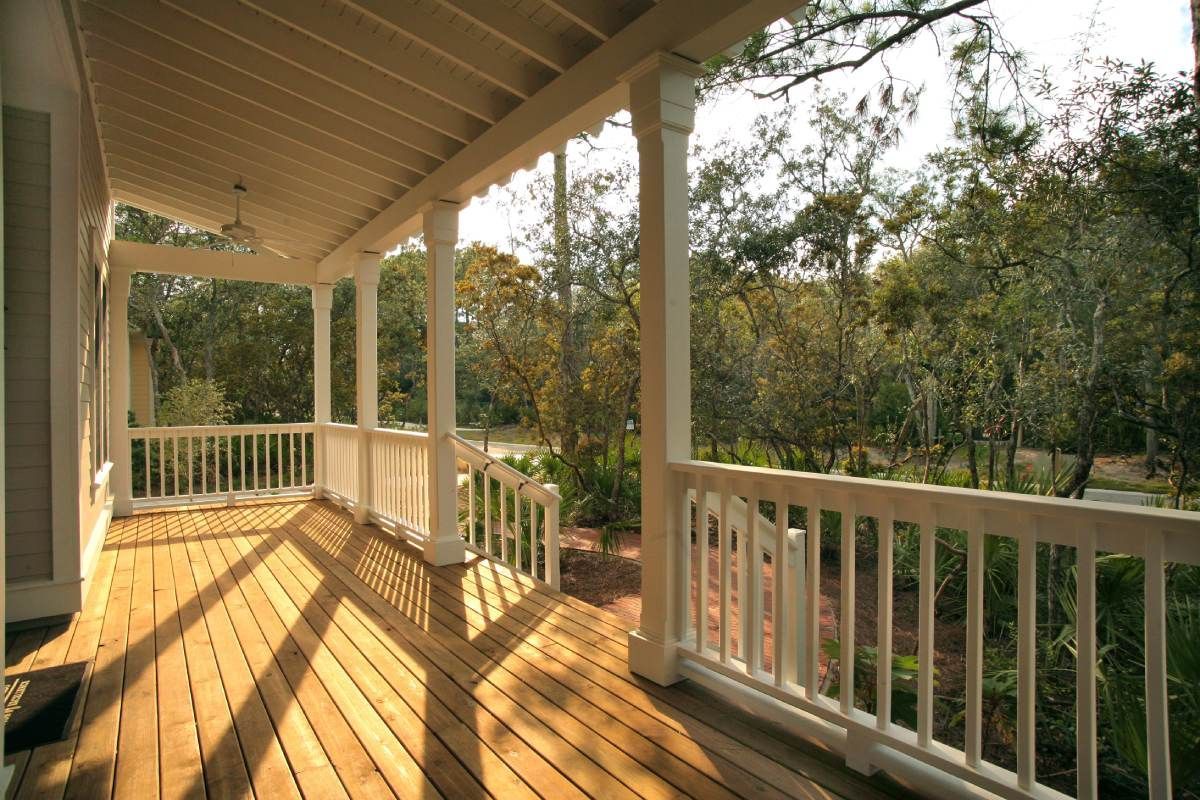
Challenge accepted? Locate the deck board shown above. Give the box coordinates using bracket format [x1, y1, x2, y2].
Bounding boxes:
[4, 500, 917, 800]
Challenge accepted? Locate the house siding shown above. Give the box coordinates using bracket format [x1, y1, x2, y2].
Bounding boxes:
[3, 106, 53, 583]
[76, 84, 113, 564]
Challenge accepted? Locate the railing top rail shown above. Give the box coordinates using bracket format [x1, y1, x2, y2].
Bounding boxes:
[449, 433, 560, 504]
[322, 422, 359, 433]
[371, 426, 428, 443]
[671, 459, 1200, 532]
[130, 422, 316, 436]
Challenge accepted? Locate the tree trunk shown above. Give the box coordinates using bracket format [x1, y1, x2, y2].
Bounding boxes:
[965, 425, 979, 489]
[552, 146, 578, 461]
[1062, 297, 1108, 499]
[987, 437, 997, 489]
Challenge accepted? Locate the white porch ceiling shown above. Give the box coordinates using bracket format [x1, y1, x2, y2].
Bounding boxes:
[71, 0, 802, 280]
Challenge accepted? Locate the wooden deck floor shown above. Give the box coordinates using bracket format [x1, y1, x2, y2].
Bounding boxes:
[4, 500, 917, 800]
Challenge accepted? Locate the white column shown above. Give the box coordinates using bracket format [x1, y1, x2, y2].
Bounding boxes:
[423, 201, 465, 566]
[312, 282, 333, 498]
[110, 267, 133, 516]
[354, 255, 380, 523]
[623, 52, 702, 686]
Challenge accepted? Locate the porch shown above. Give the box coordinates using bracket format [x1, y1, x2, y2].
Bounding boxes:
[3, 500, 907, 800]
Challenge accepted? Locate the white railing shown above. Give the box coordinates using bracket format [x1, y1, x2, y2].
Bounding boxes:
[369, 427, 428, 538]
[321, 422, 358, 503]
[452, 434, 561, 589]
[128, 421, 563, 588]
[671, 459, 1200, 800]
[128, 423, 315, 508]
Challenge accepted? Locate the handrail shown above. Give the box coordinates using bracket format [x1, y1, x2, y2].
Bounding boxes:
[131, 422, 315, 436]
[371, 426, 428, 443]
[673, 459, 1200, 562]
[449, 433, 560, 505]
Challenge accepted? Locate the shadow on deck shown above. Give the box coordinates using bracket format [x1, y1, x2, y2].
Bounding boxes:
[4, 499, 921, 799]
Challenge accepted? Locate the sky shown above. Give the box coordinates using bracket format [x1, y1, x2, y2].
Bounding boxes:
[408, 0, 1195, 260]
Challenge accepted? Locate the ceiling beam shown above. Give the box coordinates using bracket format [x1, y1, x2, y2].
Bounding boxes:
[105, 149, 358, 241]
[109, 170, 340, 254]
[241, 0, 516, 124]
[110, 239, 318, 285]
[91, 73, 407, 200]
[433, 0, 583, 73]
[97, 106, 390, 216]
[344, 0, 554, 98]
[162, 0, 484, 145]
[542, 0, 648, 40]
[88, 0, 460, 163]
[81, 29, 431, 185]
[102, 133, 372, 229]
[112, 184, 330, 261]
[318, 0, 806, 282]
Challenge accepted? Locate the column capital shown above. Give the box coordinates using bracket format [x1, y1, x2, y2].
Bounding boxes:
[354, 252, 380, 287]
[422, 200, 459, 247]
[311, 282, 334, 311]
[622, 52, 702, 139]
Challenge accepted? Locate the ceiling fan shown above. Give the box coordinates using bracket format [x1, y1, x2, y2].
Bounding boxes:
[219, 182, 289, 256]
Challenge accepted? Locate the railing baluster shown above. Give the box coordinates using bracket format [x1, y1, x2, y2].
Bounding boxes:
[500, 480, 508, 563]
[158, 434, 166, 499]
[200, 436, 208, 496]
[737, 495, 749, 662]
[1144, 529, 1172, 800]
[529, 497, 538, 578]
[172, 435, 179, 499]
[187, 436, 194, 499]
[1017, 515, 1036, 789]
[290, 431, 296, 488]
[252, 432, 259, 493]
[484, 472, 493, 556]
[718, 480, 732, 664]
[226, 434, 234, 502]
[544, 486, 559, 590]
[877, 506, 894, 730]
[805, 495, 821, 699]
[965, 509, 985, 766]
[839, 496, 856, 716]
[1076, 521, 1098, 800]
[773, 487, 789, 688]
[516, 493, 525, 574]
[696, 475, 709, 653]
[468, 466, 477, 548]
[745, 483, 763, 677]
[918, 507, 937, 748]
[143, 434, 151, 499]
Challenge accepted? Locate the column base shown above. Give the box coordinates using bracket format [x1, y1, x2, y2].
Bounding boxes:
[423, 536, 466, 566]
[353, 505, 370, 524]
[627, 629, 683, 686]
[114, 497, 133, 518]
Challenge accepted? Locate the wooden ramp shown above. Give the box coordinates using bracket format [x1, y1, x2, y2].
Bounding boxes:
[4, 500, 917, 799]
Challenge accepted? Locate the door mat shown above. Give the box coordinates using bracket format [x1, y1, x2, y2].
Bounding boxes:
[4, 661, 89, 754]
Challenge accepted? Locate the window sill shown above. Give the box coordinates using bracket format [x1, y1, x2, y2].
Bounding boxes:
[92, 461, 113, 491]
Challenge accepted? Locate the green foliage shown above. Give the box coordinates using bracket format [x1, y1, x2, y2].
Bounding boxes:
[156, 378, 233, 427]
[822, 638, 921, 728]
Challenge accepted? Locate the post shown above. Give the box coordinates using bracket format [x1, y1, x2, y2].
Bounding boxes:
[110, 267, 133, 516]
[354, 255, 379, 523]
[312, 283, 333, 498]
[422, 201, 465, 565]
[623, 52, 702, 686]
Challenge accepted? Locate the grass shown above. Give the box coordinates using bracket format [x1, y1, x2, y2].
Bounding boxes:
[1085, 475, 1173, 494]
